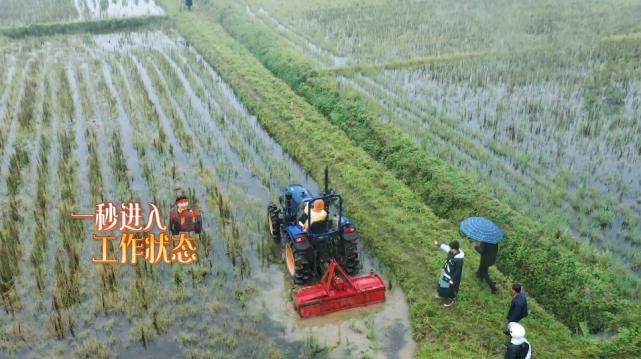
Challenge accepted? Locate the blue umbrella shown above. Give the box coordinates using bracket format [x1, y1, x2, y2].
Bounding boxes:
[459, 217, 504, 244]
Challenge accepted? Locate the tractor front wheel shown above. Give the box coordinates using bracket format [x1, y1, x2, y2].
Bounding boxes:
[267, 204, 281, 241]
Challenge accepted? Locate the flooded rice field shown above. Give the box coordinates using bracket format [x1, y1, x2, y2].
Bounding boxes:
[352, 55, 641, 270]
[75, 0, 164, 20]
[0, 31, 415, 357]
[242, 2, 641, 274]
[0, 0, 164, 27]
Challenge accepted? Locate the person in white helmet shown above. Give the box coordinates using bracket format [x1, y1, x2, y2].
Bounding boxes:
[505, 322, 532, 359]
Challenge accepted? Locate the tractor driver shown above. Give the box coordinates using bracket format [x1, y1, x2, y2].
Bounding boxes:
[298, 200, 327, 231]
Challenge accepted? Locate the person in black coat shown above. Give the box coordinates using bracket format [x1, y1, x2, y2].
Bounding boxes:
[475, 241, 498, 293]
[434, 240, 465, 307]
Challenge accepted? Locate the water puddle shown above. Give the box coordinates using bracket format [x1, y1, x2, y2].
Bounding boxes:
[75, 0, 164, 20]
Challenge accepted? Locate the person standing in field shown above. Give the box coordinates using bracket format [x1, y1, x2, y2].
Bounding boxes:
[475, 241, 498, 293]
[507, 283, 529, 323]
[433, 240, 465, 307]
[505, 322, 532, 359]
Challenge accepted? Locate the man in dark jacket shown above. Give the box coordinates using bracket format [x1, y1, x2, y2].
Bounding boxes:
[507, 283, 528, 323]
[434, 240, 464, 307]
[475, 242, 498, 293]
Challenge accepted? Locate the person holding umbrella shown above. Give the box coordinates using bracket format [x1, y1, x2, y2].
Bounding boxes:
[459, 217, 503, 293]
[476, 241, 499, 293]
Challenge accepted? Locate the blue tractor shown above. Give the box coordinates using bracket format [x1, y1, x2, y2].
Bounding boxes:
[267, 168, 361, 284]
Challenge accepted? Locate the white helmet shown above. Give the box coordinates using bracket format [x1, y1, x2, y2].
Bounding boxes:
[508, 322, 526, 338]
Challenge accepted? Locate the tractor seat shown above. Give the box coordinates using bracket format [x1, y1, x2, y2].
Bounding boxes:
[309, 220, 329, 234]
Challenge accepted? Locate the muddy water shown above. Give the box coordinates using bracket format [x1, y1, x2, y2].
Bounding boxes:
[255, 254, 416, 358]
[75, 0, 164, 20]
[0, 32, 415, 358]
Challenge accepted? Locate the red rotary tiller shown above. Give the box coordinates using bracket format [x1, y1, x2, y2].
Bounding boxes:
[293, 259, 386, 318]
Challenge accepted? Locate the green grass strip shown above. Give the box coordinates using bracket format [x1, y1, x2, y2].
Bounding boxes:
[0, 15, 167, 38]
[325, 50, 497, 76]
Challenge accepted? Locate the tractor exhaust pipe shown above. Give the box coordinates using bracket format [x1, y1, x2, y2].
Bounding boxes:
[324, 166, 329, 195]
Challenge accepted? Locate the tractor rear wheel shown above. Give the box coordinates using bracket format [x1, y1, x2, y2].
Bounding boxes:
[341, 240, 360, 275]
[170, 218, 181, 236]
[267, 204, 281, 241]
[285, 242, 296, 277]
[284, 240, 312, 284]
[194, 216, 202, 234]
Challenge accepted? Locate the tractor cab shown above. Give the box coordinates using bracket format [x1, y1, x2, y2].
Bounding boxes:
[280, 185, 349, 237]
[267, 167, 361, 283]
[298, 195, 342, 236]
[169, 195, 202, 235]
